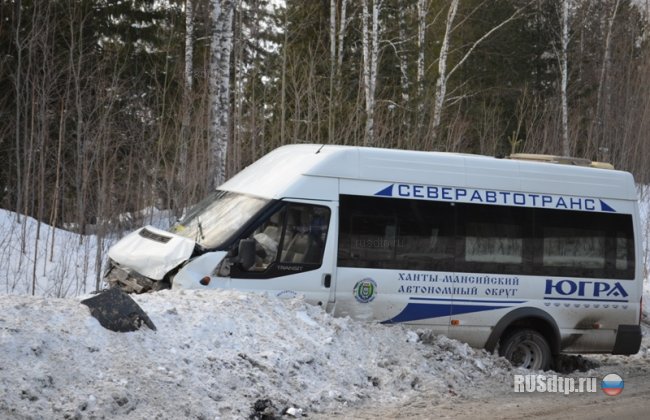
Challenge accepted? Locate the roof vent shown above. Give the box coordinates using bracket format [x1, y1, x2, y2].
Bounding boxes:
[508, 153, 614, 170]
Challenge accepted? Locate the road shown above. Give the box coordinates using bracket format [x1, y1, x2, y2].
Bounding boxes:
[315, 353, 650, 419]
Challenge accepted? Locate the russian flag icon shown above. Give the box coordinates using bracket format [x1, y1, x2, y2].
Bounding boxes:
[601, 373, 624, 396]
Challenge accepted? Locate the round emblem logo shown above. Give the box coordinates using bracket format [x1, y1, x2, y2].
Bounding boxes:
[601, 373, 624, 396]
[353, 278, 377, 303]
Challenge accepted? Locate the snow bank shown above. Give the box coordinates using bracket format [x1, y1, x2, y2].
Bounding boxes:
[0, 208, 172, 298]
[0, 209, 103, 297]
[0, 290, 517, 419]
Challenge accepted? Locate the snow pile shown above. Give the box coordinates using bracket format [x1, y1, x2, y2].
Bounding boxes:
[0, 209, 103, 297]
[0, 290, 516, 419]
[0, 208, 174, 298]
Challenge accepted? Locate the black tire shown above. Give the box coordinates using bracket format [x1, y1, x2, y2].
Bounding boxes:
[499, 328, 552, 370]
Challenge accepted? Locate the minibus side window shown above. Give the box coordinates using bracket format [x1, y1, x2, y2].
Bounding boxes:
[280, 205, 330, 265]
[338, 194, 634, 280]
[338, 195, 455, 271]
[455, 204, 532, 275]
[241, 203, 331, 274]
[533, 209, 635, 279]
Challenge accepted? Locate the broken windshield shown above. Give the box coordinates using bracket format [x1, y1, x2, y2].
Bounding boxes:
[171, 190, 270, 249]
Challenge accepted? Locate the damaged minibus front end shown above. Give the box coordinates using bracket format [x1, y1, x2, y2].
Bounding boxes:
[104, 190, 271, 293]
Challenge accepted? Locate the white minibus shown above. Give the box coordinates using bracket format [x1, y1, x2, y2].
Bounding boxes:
[105, 145, 643, 369]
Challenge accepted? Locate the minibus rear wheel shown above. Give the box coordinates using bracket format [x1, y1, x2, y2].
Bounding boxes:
[499, 328, 551, 370]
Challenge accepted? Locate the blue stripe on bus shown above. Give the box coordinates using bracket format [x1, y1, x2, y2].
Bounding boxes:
[410, 297, 527, 304]
[543, 297, 628, 303]
[382, 303, 511, 324]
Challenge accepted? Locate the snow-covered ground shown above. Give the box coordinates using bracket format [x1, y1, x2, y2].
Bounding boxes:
[0, 187, 649, 419]
[0, 209, 103, 297]
[0, 290, 522, 419]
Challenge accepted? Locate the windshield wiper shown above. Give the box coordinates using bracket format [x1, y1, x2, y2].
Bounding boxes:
[197, 218, 205, 242]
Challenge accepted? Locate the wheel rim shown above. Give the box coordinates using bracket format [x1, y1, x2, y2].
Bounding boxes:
[509, 340, 544, 370]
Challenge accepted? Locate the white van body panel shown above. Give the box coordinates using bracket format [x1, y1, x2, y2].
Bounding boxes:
[220, 145, 343, 201]
[217, 144, 636, 202]
[173, 251, 228, 289]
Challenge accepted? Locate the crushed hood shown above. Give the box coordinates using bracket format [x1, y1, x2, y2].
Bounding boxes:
[108, 226, 196, 280]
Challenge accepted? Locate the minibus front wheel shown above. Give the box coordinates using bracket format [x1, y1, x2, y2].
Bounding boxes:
[499, 328, 552, 371]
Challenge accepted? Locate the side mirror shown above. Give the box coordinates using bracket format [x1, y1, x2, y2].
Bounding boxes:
[238, 238, 256, 270]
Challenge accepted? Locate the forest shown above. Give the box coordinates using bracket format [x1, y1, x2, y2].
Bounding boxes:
[1, 0, 649, 237]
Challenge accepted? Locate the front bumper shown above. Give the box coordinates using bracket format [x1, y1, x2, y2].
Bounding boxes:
[104, 261, 159, 293]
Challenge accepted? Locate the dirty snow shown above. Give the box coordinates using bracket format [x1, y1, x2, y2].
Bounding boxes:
[0, 186, 649, 418]
[0, 290, 520, 419]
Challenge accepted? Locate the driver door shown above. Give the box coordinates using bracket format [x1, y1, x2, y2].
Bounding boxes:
[227, 199, 337, 309]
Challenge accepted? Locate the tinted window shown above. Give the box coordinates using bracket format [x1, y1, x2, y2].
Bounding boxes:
[534, 208, 634, 279]
[338, 194, 634, 280]
[456, 204, 532, 275]
[338, 195, 455, 271]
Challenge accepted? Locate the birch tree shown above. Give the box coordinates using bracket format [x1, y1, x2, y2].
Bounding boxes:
[416, 0, 427, 130]
[362, 0, 382, 146]
[209, 0, 235, 188]
[397, 2, 410, 104]
[428, 0, 458, 148]
[337, 0, 349, 76]
[428, 0, 526, 148]
[329, 0, 336, 144]
[334, 0, 349, 144]
[280, 6, 288, 145]
[591, 0, 621, 159]
[180, 0, 194, 187]
[559, 0, 570, 156]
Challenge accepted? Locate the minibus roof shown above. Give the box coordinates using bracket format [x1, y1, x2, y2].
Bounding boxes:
[219, 144, 637, 202]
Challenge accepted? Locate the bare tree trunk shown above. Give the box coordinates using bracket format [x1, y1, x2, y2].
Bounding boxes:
[334, 0, 349, 144]
[280, 7, 288, 145]
[180, 0, 194, 190]
[337, 0, 349, 74]
[417, 0, 426, 116]
[329, 0, 337, 144]
[592, 0, 620, 160]
[362, 0, 382, 146]
[233, 2, 245, 174]
[429, 0, 524, 148]
[209, 0, 234, 188]
[429, 0, 459, 149]
[362, 0, 371, 145]
[560, 0, 570, 156]
[13, 0, 23, 223]
[73, 0, 86, 238]
[398, 2, 410, 104]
